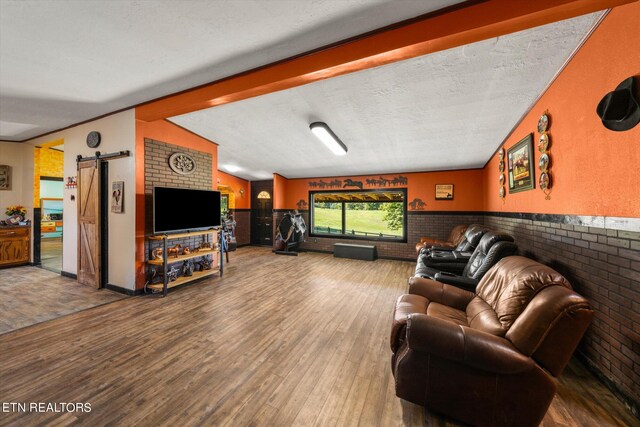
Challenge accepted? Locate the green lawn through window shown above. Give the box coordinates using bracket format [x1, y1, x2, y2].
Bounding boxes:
[313, 206, 402, 237]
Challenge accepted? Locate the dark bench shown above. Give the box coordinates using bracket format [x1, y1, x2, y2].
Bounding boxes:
[334, 243, 377, 261]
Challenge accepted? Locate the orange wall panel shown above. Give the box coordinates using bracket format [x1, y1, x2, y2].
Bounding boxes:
[273, 173, 288, 210]
[218, 170, 251, 209]
[280, 170, 484, 211]
[483, 3, 640, 217]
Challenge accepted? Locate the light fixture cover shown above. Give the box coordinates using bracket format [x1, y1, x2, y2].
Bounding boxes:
[223, 164, 241, 173]
[310, 122, 348, 155]
[257, 191, 271, 199]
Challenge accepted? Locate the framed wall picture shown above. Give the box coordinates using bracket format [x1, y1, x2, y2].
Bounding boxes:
[435, 184, 454, 200]
[0, 165, 11, 190]
[508, 134, 535, 193]
[111, 181, 124, 213]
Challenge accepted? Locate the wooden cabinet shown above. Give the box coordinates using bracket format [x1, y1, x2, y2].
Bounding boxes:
[0, 226, 30, 268]
[147, 230, 223, 296]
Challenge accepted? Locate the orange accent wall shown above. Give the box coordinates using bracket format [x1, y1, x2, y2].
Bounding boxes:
[279, 170, 484, 211]
[273, 173, 288, 210]
[483, 2, 640, 218]
[218, 171, 251, 209]
[134, 118, 219, 288]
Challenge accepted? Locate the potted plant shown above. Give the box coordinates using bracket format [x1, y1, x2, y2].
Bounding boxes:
[4, 205, 27, 225]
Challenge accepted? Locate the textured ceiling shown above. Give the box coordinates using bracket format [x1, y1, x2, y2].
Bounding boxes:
[171, 12, 603, 180]
[0, 0, 464, 140]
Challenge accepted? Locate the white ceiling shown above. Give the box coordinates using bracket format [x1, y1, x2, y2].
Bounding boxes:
[171, 12, 602, 180]
[0, 0, 464, 140]
[0, 1, 604, 180]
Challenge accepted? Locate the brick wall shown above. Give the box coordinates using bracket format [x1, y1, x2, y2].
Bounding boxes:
[144, 138, 215, 265]
[295, 210, 483, 260]
[230, 209, 250, 246]
[484, 214, 640, 415]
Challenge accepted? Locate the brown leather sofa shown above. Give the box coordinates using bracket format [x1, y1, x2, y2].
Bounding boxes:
[415, 224, 467, 254]
[390, 256, 593, 427]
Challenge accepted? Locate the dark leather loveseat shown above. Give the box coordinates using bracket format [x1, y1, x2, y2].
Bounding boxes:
[416, 230, 517, 291]
[391, 256, 593, 427]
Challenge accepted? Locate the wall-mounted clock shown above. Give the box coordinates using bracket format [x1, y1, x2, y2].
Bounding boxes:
[86, 131, 101, 148]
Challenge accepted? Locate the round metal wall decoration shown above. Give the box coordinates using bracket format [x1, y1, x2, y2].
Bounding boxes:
[499, 186, 505, 198]
[499, 174, 505, 185]
[537, 113, 549, 133]
[168, 152, 197, 175]
[539, 153, 550, 172]
[539, 172, 550, 190]
[498, 147, 504, 161]
[498, 162, 505, 172]
[538, 133, 549, 152]
[86, 131, 101, 148]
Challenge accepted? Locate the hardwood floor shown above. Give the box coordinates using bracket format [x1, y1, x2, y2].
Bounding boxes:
[0, 266, 125, 334]
[0, 247, 636, 426]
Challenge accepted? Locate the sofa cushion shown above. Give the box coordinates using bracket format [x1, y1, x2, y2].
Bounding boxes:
[466, 296, 506, 336]
[476, 256, 571, 331]
[427, 302, 468, 326]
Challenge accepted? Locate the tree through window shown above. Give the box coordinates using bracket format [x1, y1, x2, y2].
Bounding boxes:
[310, 190, 406, 241]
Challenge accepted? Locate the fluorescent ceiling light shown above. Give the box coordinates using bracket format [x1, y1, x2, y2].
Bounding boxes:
[310, 122, 348, 156]
[223, 164, 241, 173]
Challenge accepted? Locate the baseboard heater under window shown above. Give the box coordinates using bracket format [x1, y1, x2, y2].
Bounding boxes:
[333, 243, 377, 261]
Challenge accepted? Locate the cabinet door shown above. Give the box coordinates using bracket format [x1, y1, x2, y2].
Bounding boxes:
[0, 237, 29, 266]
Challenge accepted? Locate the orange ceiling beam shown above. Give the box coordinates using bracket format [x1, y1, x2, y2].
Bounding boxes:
[136, 0, 635, 122]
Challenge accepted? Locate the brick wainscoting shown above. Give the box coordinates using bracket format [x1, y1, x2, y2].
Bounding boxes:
[230, 209, 250, 246]
[293, 210, 484, 260]
[483, 213, 640, 417]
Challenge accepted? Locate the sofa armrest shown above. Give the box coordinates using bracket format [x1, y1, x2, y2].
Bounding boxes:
[408, 276, 474, 310]
[419, 237, 447, 246]
[433, 273, 479, 291]
[406, 314, 534, 374]
[429, 245, 456, 251]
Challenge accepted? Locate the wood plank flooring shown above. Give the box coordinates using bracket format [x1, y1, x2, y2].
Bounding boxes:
[0, 247, 636, 426]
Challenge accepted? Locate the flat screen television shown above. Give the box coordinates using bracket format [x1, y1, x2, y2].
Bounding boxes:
[153, 187, 221, 234]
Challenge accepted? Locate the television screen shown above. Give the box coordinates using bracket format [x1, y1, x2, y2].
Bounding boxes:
[153, 187, 221, 234]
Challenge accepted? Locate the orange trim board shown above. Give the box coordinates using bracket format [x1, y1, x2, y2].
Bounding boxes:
[136, 0, 635, 122]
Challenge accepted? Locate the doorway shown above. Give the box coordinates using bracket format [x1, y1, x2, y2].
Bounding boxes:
[33, 141, 64, 273]
[251, 180, 273, 246]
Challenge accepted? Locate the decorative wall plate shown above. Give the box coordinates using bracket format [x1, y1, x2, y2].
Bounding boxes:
[498, 162, 505, 172]
[499, 186, 505, 198]
[168, 152, 197, 175]
[499, 174, 505, 185]
[539, 153, 550, 172]
[539, 172, 550, 190]
[538, 113, 549, 133]
[498, 147, 504, 161]
[538, 133, 549, 152]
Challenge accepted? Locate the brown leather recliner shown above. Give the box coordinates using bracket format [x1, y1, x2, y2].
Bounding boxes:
[415, 224, 467, 254]
[390, 256, 593, 427]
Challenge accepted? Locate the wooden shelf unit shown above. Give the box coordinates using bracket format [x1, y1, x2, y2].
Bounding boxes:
[146, 229, 223, 296]
[147, 269, 219, 291]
